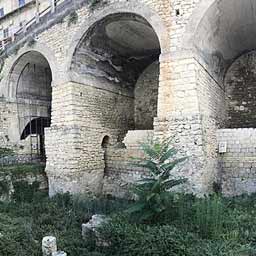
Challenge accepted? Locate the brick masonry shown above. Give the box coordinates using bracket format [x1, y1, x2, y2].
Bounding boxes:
[225, 51, 256, 128]
[217, 129, 256, 196]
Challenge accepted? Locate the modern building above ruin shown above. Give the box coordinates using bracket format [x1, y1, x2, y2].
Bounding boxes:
[0, 0, 53, 51]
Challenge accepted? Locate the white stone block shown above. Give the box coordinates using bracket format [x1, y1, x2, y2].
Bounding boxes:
[42, 236, 57, 256]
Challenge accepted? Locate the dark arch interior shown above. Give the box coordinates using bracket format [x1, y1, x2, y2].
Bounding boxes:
[101, 135, 110, 148]
[72, 13, 160, 88]
[71, 13, 161, 131]
[194, 0, 256, 128]
[20, 117, 51, 140]
[194, 0, 256, 82]
[13, 51, 52, 159]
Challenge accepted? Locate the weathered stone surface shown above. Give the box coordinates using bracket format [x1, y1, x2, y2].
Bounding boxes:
[42, 236, 57, 256]
[82, 214, 110, 246]
[217, 129, 256, 196]
[52, 251, 67, 256]
[225, 51, 256, 128]
[2, 0, 256, 197]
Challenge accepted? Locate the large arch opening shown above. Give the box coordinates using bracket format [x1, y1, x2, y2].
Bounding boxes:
[71, 13, 161, 133]
[11, 51, 52, 161]
[193, 0, 256, 195]
[69, 12, 161, 195]
[194, 0, 256, 129]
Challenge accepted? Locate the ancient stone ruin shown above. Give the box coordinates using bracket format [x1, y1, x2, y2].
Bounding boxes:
[1, 0, 256, 197]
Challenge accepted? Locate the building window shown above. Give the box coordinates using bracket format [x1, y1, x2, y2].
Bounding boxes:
[19, 0, 25, 7]
[0, 8, 4, 17]
[0, 29, 3, 40]
[3, 28, 9, 38]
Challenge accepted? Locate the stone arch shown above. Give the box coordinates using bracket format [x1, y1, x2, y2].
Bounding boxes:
[6, 49, 54, 159]
[182, 0, 256, 128]
[69, 11, 162, 133]
[101, 135, 110, 148]
[101, 135, 110, 174]
[183, 0, 256, 196]
[6, 43, 58, 99]
[186, 0, 256, 84]
[182, 0, 215, 52]
[65, 1, 169, 74]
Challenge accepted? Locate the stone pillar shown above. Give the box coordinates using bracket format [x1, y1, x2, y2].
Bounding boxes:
[45, 82, 104, 196]
[157, 53, 173, 119]
[155, 53, 216, 195]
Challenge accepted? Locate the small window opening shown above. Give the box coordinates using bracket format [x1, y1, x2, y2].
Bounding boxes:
[101, 135, 110, 149]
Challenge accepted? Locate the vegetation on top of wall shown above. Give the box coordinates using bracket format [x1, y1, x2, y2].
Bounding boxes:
[27, 36, 37, 47]
[88, 0, 108, 11]
[67, 10, 79, 27]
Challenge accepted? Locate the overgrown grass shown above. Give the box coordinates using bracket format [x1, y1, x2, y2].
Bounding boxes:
[100, 194, 256, 255]
[0, 147, 14, 158]
[0, 191, 129, 256]
[0, 163, 45, 177]
[2, 189, 256, 255]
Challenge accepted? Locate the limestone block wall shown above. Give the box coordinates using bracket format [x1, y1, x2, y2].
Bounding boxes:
[0, 0, 228, 196]
[46, 80, 135, 195]
[164, 114, 207, 194]
[217, 129, 256, 196]
[169, 0, 200, 53]
[134, 61, 159, 130]
[103, 130, 153, 197]
[225, 51, 256, 128]
[0, 98, 46, 157]
[195, 60, 227, 191]
[0, 100, 11, 146]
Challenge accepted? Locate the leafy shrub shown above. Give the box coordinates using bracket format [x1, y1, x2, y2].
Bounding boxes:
[67, 11, 78, 26]
[127, 138, 187, 223]
[89, 0, 108, 11]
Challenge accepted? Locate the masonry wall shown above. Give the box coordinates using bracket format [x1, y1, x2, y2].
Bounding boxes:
[0, 98, 43, 156]
[1, 0, 224, 196]
[225, 51, 256, 128]
[46, 80, 135, 195]
[165, 114, 207, 194]
[134, 61, 159, 130]
[0, 99, 20, 149]
[195, 60, 227, 189]
[0, 100, 11, 146]
[217, 129, 256, 196]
